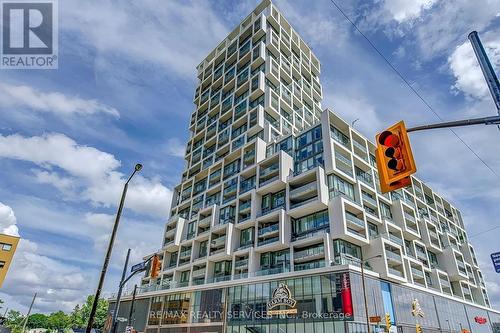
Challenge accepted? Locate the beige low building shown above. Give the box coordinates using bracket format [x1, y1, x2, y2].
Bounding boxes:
[0, 233, 19, 288]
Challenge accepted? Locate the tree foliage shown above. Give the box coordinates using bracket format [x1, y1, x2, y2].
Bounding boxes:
[1, 295, 109, 331]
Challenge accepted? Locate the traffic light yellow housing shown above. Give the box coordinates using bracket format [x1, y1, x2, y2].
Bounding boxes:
[416, 324, 422, 333]
[150, 255, 161, 279]
[385, 313, 392, 332]
[376, 121, 417, 193]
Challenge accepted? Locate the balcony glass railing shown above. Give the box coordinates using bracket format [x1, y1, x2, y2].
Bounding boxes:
[386, 250, 402, 262]
[295, 260, 325, 271]
[235, 258, 249, 268]
[294, 246, 324, 260]
[255, 265, 290, 276]
[258, 236, 279, 246]
[345, 211, 365, 228]
[258, 223, 279, 236]
[388, 267, 404, 277]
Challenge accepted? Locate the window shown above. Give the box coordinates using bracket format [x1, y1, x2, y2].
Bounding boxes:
[328, 174, 355, 201]
[292, 210, 329, 239]
[240, 227, 254, 246]
[261, 190, 285, 213]
[368, 223, 378, 239]
[260, 249, 290, 270]
[223, 159, 240, 179]
[199, 241, 208, 257]
[186, 222, 196, 240]
[219, 205, 235, 224]
[193, 178, 207, 195]
[180, 271, 190, 283]
[380, 202, 393, 220]
[1, 243, 12, 251]
[333, 239, 361, 262]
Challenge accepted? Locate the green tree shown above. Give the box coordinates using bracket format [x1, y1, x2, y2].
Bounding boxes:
[5, 310, 25, 333]
[80, 296, 109, 330]
[47, 311, 70, 330]
[27, 313, 49, 329]
[69, 304, 84, 328]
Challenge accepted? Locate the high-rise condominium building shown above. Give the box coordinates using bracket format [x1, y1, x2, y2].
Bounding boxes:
[110, 1, 500, 333]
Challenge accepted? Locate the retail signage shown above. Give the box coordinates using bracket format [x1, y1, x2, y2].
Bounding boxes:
[491, 252, 500, 273]
[411, 298, 424, 317]
[370, 316, 381, 323]
[267, 283, 298, 315]
[475, 316, 488, 324]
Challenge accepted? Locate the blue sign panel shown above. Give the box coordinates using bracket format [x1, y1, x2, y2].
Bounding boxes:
[131, 261, 146, 273]
[491, 252, 500, 273]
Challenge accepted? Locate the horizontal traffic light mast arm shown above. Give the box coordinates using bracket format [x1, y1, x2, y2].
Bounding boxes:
[406, 115, 500, 133]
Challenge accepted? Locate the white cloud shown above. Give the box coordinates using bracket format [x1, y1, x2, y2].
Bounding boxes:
[0, 202, 19, 237]
[413, 0, 500, 59]
[449, 32, 500, 100]
[1, 239, 90, 313]
[0, 202, 90, 312]
[0, 83, 119, 118]
[165, 138, 186, 158]
[383, 0, 437, 22]
[0, 133, 172, 217]
[61, 0, 230, 78]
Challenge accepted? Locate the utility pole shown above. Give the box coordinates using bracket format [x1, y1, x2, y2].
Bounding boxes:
[127, 285, 138, 327]
[21, 293, 37, 333]
[111, 249, 131, 333]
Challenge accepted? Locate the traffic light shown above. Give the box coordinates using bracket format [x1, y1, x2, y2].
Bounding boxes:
[416, 324, 422, 333]
[385, 313, 392, 332]
[150, 255, 161, 279]
[376, 121, 416, 193]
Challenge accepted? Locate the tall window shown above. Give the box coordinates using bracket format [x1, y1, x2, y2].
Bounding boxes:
[292, 210, 329, 239]
[240, 227, 254, 246]
[260, 249, 290, 270]
[328, 174, 355, 201]
[333, 239, 361, 261]
[261, 190, 285, 213]
[380, 202, 393, 220]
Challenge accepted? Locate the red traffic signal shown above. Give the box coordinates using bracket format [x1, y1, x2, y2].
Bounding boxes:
[376, 121, 416, 193]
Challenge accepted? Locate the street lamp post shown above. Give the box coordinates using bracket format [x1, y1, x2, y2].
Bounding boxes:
[360, 254, 383, 333]
[86, 164, 142, 333]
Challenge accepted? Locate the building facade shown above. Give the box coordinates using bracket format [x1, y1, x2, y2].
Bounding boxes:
[110, 1, 500, 333]
[0, 233, 19, 288]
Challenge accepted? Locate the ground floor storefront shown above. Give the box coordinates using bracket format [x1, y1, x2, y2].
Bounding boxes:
[110, 270, 500, 333]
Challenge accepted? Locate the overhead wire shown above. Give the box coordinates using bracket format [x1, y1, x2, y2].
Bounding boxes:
[328, 0, 500, 179]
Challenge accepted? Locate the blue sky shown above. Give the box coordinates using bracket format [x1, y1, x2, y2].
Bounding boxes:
[0, 0, 499, 313]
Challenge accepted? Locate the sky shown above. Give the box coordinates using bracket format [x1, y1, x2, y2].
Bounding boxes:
[0, 0, 499, 314]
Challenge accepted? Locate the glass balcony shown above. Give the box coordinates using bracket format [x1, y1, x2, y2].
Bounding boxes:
[294, 246, 324, 260]
[212, 233, 227, 245]
[258, 223, 279, 236]
[385, 250, 402, 262]
[362, 193, 377, 206]
[192, 267, 206, 278]
[330, 127, 350, 148]
[345, 211, 365, 228]
[258, 236, 279, 246]
[289, 182, 316, 198]
[388, 267, 404, 277]
[295, 260, 325, 271]
[234, 258, 249, 268]
[179, 249, 192, 258]
[239, 201, 251, 213]
[411, 267, 424, 278]
[255, 265, 290, 276]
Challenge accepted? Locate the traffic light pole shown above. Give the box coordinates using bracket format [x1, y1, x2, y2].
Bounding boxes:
[406, 115, 500, 133]
[407, 31, 500, 133]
